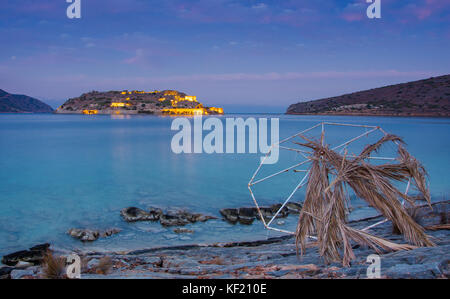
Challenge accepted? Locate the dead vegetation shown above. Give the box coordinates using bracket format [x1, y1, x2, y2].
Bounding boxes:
[42, 253, 67, 279]
[95, 256, 113, 275]
[295, 133, 434, 266]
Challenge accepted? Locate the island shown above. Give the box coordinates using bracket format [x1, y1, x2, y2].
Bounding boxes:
[55, 90, 224, 116]
[286, 74, 450, 117]
[0, 89, 53, 113]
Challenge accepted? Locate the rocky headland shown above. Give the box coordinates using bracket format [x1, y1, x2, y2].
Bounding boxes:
[286, 75, 450, 117]
[0, 89, 53, 113]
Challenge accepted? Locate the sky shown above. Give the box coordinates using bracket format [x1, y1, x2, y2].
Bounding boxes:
[0, 0, 449, 112]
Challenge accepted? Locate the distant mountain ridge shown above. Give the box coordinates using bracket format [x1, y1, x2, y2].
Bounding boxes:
[0, 89, 53, 113]
[286, 75, 450, 117]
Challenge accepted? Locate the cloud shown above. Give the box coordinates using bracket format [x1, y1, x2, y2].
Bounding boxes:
[76, 70, 436, 86]
[252, 3, 268, 10]
[123, 48, 146, 64]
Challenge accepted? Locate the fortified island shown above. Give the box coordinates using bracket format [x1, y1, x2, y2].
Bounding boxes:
[55, 90, 224, 116]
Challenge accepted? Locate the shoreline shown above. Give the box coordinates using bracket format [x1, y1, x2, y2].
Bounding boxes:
[286, 112, 450, 118]
[2, 201, 448, 279]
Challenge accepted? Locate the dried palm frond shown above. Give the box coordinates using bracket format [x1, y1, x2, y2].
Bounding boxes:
[425, 224, 450, 231]
[358, 134, 404, 160]
[398, 145, 431, 205]
[294, 134, 434, 266]
[42, 253, 67, 279]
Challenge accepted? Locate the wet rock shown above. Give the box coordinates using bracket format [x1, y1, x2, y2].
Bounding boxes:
[68, 229, 100, 242]
[68, 228, 121, 242]
[237, 207, 257, 225]
[259, 207, 275, 221]
[221, 202, 303, 224]
[239, 207, 257, 218]
[220, 208, 239, 223]
[127, 207, 161, 222]
[121, 207, 162, 222]
[160, 213, 190, 227]
[0, 267, 13, 279]
[121, 207, 215, 227]
[191, 214, 217, 222]
[1, 243, 50, 266]
[285, 202, 302, 214]
[270, 204, 289, 217]
[174, 228, 194, 234]
[102, 228, 122, 237]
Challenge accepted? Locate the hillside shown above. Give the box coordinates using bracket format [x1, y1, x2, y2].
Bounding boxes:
[0, 89, 53, 113]
[55, 90, 224, 115]
[286, 75, 450, 117]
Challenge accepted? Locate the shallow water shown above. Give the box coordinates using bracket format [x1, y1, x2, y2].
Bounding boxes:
[0, 114, 448, 256]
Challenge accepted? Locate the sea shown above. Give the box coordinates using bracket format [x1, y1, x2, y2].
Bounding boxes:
[0, 113, 448, 256]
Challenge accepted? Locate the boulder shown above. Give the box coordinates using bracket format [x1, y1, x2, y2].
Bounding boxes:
[1, 243, 50, 266]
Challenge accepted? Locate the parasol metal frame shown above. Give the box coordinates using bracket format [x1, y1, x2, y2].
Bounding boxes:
[248, 122, 410, 237]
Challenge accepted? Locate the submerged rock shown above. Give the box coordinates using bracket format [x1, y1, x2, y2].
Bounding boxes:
[121, 207, 216, 227]
[68, 228, 121, 242]
[174, 228, 194, 234]
[160, 213, 190, 227]
[120, 207, 162, 222]
[220, 202, 303, 224]
[1, 243, 50, 266]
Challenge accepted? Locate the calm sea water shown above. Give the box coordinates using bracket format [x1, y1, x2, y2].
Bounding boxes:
[0, 113, 449, 256]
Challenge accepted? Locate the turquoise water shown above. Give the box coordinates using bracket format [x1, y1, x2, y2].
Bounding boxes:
[0, 114, 449, 256]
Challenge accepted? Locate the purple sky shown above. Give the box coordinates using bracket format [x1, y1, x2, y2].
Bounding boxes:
[1, 0, 449, 112]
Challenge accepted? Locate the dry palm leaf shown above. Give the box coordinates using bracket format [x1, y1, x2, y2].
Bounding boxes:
[294, 134, 434, 266]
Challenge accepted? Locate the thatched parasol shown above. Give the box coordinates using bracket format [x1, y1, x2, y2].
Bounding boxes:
[248, 122, 434, 266]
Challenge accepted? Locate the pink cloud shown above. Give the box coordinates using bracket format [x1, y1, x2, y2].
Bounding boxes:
[341, 13, 364, 22]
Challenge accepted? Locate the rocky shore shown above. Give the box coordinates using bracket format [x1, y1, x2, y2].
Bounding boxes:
[1, 201, 448, 279]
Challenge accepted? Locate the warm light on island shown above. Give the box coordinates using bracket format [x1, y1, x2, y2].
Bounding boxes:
[57, 90, 224, 116]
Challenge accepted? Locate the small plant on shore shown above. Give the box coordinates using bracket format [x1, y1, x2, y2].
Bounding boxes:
[95, 256, 113, 275]
[42, 253, 67, 279]
[295, 134, 434, 267]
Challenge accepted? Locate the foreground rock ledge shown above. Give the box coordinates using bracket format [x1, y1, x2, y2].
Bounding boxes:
[2, 201, 448, 279]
